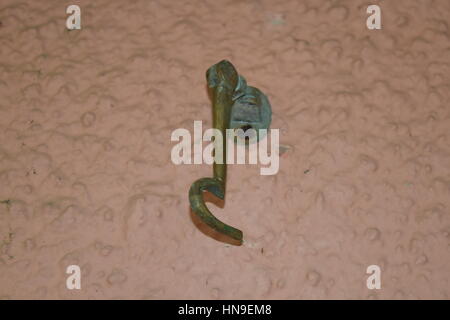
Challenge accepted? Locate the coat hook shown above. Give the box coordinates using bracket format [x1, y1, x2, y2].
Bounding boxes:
[189, 60, 272, 244]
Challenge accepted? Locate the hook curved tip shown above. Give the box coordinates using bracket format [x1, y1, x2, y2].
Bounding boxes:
[189, 177, 243, 244]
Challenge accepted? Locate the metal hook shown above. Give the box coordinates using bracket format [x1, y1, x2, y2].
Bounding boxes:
[189, 60, 272, 244]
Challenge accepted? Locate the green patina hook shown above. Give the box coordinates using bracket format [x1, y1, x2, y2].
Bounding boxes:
[189, 60, 272, 245]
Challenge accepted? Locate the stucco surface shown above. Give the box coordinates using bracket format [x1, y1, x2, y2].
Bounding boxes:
[0, 0, 449, 299]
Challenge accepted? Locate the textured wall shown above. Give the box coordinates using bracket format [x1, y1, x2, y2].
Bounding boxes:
[0, 0, 449, 299]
